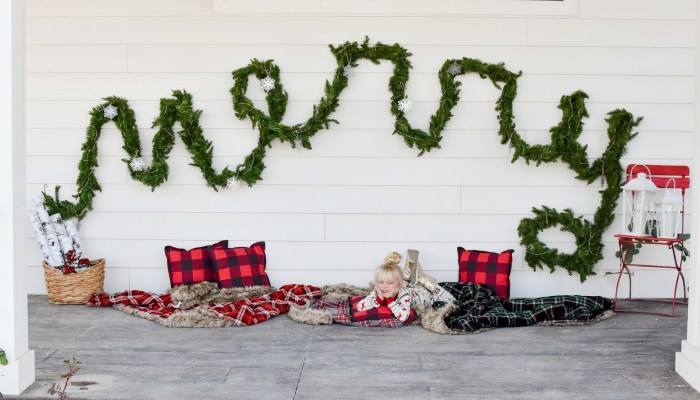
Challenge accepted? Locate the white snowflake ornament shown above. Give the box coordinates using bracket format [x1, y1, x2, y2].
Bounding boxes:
[129, 157, 146, 172]
[260, 76, 276, 92]
[397, 98, 413, 113]
[343, 64, 353, 78]
[103, 104, 118, 119]
[226, 177, 241, 190]
[447, 63, 462, 76]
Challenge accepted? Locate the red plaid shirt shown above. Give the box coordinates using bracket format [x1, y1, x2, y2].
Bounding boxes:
[354, 289, 415, 323]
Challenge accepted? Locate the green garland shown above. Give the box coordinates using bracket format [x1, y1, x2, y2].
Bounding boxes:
[516, 95, 641, 281]
[42, 37, 641, 281]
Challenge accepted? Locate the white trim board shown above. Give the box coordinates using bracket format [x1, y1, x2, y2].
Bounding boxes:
[214, 0, 579, 17]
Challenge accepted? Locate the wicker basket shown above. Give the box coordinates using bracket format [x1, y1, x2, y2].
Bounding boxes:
[42, 259, 105, 304]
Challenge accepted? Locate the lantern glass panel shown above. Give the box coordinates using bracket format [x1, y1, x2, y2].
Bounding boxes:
[621, 172, 658, 236]
[623, 190, 656, 236]
[655, 189, 683, 239]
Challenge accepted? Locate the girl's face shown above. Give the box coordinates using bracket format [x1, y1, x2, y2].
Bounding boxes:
[375, 277, 400, 298]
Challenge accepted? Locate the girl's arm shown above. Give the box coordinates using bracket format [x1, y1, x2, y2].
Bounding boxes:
[355, 290, 380, 311]
[388, 289, 412, 322]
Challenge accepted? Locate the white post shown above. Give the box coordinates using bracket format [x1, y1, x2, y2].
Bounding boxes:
[674, 6, 700, 391]
[0, 0, 35, 395]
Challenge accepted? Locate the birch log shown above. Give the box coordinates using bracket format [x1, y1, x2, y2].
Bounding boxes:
[64, 219, 83, 255]
[35, 199, 65, 266]
[28, 213, 55, 266]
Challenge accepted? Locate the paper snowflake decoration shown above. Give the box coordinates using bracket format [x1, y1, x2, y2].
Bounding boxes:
[397, 98, 413, 113]
[129, 157, 146, 172]
[103, 104, 118, 119]
[226, 177, 241, 190]
[447, 63, 462, 76]
[343, 64, 353, 78]
[260, 76, 276, 92]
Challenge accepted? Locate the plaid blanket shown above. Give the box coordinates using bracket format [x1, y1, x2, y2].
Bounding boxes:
[314, 298, 409, 328]
[88, 284, 322, 326]
[439, 282, 613, 332]
[347, 295, 416, 324]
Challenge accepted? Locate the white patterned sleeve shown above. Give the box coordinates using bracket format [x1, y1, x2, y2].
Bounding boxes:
[388, 289, 412, 322]
[356, 290, 380, 311]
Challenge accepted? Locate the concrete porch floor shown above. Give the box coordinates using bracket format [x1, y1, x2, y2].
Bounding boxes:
[9, 295, 700, 400]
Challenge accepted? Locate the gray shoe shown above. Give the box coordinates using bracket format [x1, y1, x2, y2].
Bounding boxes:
[405, 249, 419, 285]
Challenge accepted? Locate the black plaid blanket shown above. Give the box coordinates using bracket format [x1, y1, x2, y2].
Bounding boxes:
[439, 282, 613, 332]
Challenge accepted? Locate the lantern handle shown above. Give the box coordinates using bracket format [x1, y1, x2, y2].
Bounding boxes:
[628, 164, 653, 180]
[665, 178, 677, 190]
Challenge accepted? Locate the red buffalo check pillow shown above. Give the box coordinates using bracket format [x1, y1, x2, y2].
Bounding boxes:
[164, 240, 228, 287]
[458, 248, 514, 299]
[210, 241, 271, 288]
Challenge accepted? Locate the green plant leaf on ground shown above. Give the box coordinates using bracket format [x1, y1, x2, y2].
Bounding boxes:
[47, 358, 81, 400]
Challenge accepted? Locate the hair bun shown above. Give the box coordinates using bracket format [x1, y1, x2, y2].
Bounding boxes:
[384, 252, 402, 265]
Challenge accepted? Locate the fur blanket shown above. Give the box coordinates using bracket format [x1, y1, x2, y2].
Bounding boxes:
[86, 282, 613, 332]
[289, 283, 615, 334]
[288, 283, 464, 333]
[87, 282, 321, 328]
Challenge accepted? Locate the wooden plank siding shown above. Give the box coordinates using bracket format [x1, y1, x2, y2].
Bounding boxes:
[24, 0, 697, 296]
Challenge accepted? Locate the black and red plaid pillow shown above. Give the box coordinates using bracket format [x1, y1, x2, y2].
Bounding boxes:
[164, 240, 228, 287]
[457, 248, 514, 299]
[210, 241, 271, 288]
[348, 296, 416, 324]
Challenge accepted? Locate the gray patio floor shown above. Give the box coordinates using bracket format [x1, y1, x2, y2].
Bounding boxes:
[10, 295, 700, 400]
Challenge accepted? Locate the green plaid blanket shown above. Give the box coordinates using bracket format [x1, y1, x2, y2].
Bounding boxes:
[439, 282, 613, 332]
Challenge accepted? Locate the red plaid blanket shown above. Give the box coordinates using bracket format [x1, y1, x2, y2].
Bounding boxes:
[314, 298, 408, 328]
[348, 296, 416, 324]
[88, 284, 322, 326]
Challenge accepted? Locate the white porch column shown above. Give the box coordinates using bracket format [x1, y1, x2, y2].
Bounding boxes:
[675, 152, 700, 389]
[674, 5, 700, 392]
[0, 0, 35, 395]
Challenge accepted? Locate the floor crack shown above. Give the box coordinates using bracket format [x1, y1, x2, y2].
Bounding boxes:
[292, 327, 314, 399]
[222, 366, 233, 383]
[42, 349, 58, 362]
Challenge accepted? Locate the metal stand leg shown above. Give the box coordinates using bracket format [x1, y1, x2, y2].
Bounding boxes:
[613, 236, 688, 317]
[669, 242, 688, 317]
[613, 240, 633, 312]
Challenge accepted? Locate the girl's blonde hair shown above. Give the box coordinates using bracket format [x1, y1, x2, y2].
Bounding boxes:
[373, 252, 404, 287]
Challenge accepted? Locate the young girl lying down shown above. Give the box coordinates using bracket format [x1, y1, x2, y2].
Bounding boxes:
[355, 252, 454, 322]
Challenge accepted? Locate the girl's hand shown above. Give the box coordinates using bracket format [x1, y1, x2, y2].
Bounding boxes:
[388, 288, 399, 300]
[374, 287, 385, 300]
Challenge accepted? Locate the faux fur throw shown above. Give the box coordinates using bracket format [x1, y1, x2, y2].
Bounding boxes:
[320, 283, 373, 299]
[287, 284, 372, 325]
[288, 283, 615, 335]
[169, 281, 276, 309]
[87, 283, 321, 328]
[288, 284, 460, 333]
[86, 282, 613, 332]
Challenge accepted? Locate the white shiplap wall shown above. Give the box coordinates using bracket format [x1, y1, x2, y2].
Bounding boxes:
[24, 0, 696, 297]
